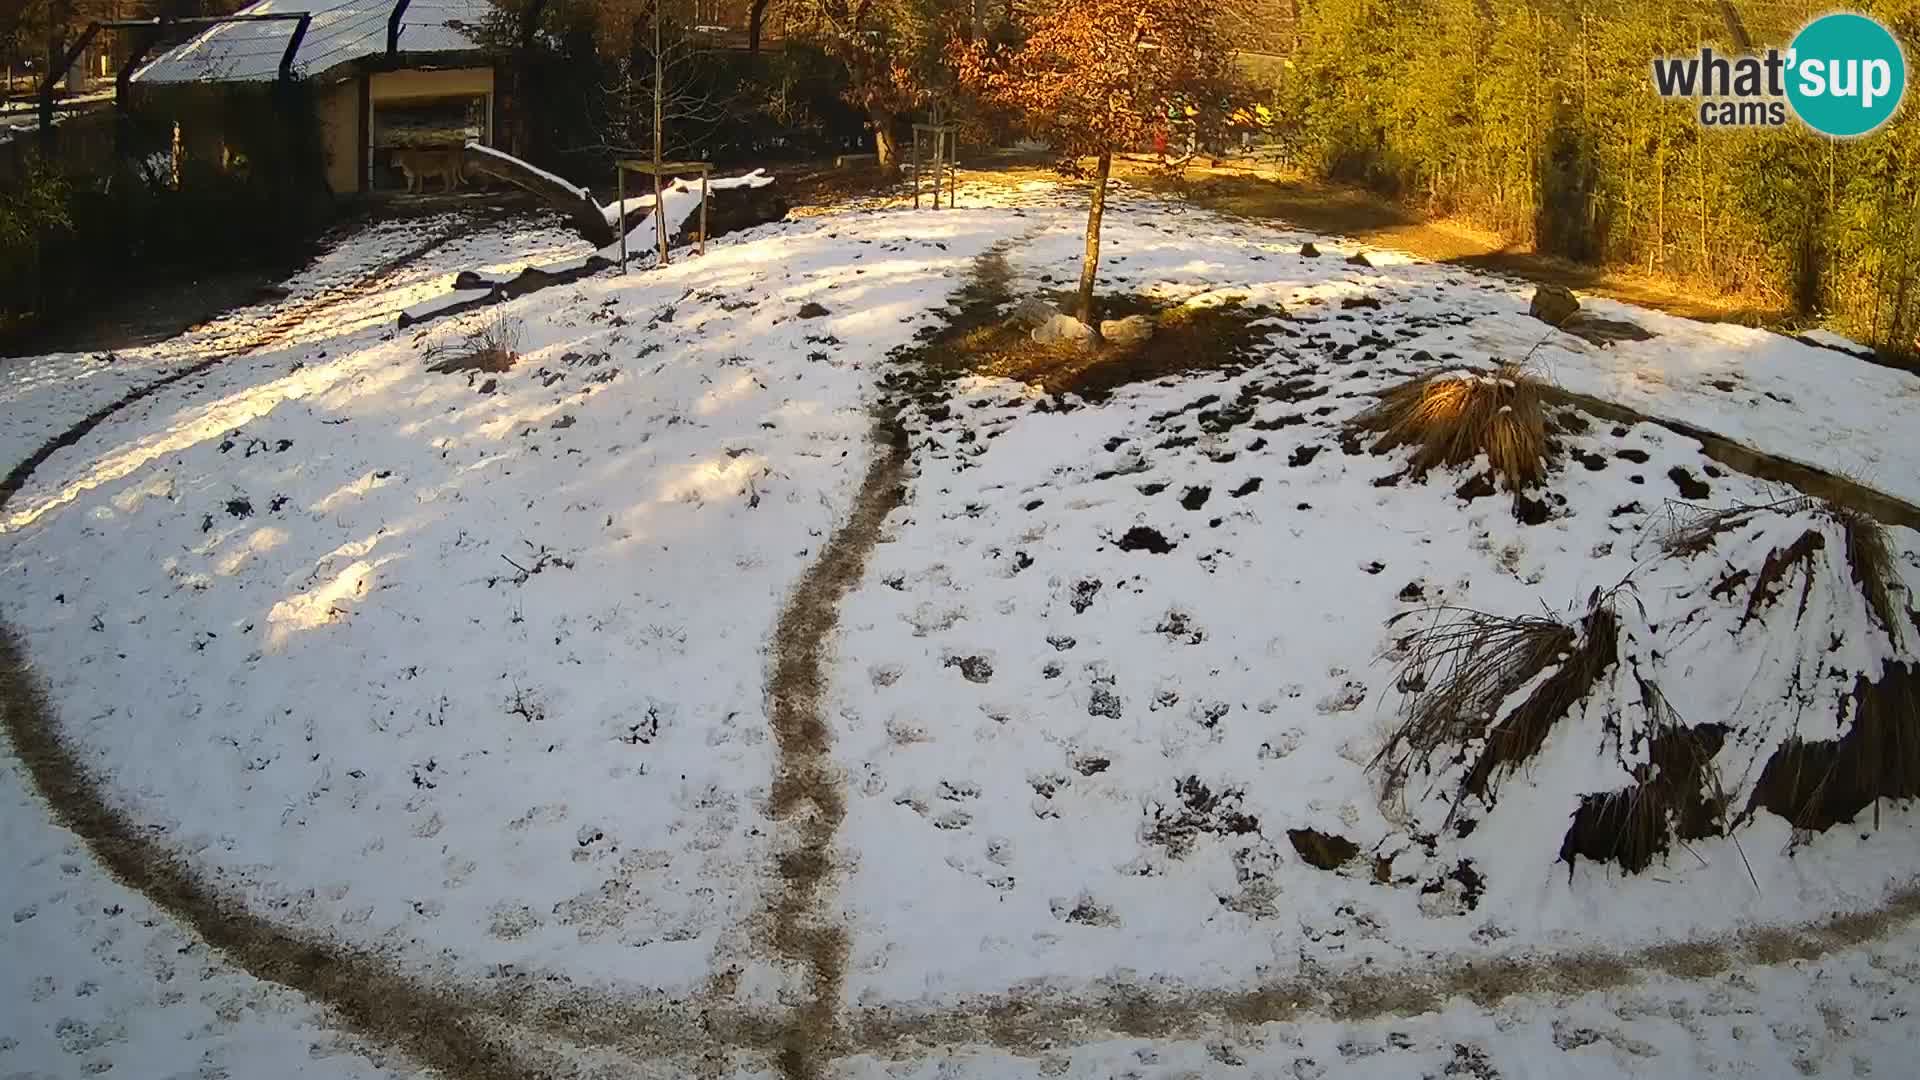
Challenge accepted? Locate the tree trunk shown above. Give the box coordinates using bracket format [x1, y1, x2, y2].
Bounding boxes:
[871, 106, 900, 175]
[749, 0, 770, 55]
[1076, 150, 1112, 330]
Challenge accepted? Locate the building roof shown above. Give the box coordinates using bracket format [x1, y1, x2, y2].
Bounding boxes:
[133, 0, 494, 85]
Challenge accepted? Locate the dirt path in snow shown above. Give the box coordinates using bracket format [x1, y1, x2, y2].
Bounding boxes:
[844, 885, 1920, 1054]
[762, 416, 911, 1080]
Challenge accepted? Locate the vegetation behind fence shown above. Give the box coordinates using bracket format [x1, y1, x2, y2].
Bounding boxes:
[1272, 0, 1920, 358]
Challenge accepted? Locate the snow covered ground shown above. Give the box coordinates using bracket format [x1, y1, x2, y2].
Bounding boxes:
[0, 212, 590, 473]
[3, 180, 1918, 1078]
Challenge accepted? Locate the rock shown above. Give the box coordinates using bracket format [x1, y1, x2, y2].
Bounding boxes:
[1009, 297, 1059, 328]
[1099, 314, 1155, 345]
[1562, 313, 1654, 345]
[1300, 242, 1321, 258]
[671, 187, 788, 246]
[797, 301, 831, 319]
[1345, 251, 1373, 267]
[1032, 312, 1094, 347]
[1528, 284, 1581, 326]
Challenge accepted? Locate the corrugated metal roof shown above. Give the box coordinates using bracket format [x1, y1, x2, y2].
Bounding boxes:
[133, 0, 493, 84]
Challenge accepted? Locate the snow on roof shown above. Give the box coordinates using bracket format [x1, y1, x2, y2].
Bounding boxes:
[133, 0, 494, 85]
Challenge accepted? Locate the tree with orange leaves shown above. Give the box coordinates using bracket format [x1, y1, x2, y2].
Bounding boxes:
[956, 0, 1242, 331]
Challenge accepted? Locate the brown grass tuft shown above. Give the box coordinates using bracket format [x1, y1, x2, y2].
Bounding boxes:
[1831, 503, 1903, 642]
[1375, 588, 1625, 817]
[1656, 495, 1813, 557]
[1462, 599, 1621, 801]
[1662, 495, 1905, 643]
[1560, 680, 1732, 875]
[1737, 529, 1826, 629]
[427, 311, 522, 374]
[1350, 366, 1550, 491]
[1750, 661, 1920, 832]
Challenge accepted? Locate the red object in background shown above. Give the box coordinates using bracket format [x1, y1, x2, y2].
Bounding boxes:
[1152, 126, 1168, 156]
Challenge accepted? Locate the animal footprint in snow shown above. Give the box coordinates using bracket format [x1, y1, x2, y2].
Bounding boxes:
[906, 602, 966, 637]
[894, 787, 973, 829]
[946, 849, 1015, 891]
[1049, 891, 1120, 927]
[1259, 728, 1305, 759]
[1316, 681, 1368, 714]
[943, 654, 994, 683]
[488, 904, 543, 940]
[884, 715, 930, 745]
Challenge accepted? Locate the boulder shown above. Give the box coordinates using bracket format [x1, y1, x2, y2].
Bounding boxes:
[1529, 284, 1581, 326]
[669, 186, 788, 247]
[1099, 314, 1155, 346]
[1300, 242, 1321, 258]
[1032, 312, 1094, 347]
[1009, 297, 1059, 328]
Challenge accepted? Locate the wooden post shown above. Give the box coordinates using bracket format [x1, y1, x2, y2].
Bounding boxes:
[653, 169, 667, 265]
[931, 126, 942, 209]
[617, 166, 627, 273]
[699, 171, 708, 255]
[912, 127, 921, 209]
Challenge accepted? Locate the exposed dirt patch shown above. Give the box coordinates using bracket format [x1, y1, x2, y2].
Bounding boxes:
[904, 288, 1280, 403]
[1668, 466, 1711, 500]
[1288, 828, 1361, 870]
[1114, 525, 1177, 553]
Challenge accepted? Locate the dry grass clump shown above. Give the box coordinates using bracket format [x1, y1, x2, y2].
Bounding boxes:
[1832, 502, 1902, 641]
[1351, 365, 1551, 490]
[1462, 598, 1621, 801]
[426, 311, 522, 375]
[1560, 678, 1734, 875]
[1663, 494, 1904, 641]
[1375, 587, 1625, 818]
[1656, 494, 1813, 557]
[1750, 661, 1920, 832]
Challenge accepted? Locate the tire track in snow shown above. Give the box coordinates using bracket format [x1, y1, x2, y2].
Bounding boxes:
[763, 415, 911, 1080]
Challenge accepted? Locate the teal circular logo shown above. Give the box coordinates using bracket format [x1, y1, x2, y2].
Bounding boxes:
[1787, 13, 1907, 137]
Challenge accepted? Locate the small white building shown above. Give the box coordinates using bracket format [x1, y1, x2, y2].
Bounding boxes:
[133, 0, 502, 196]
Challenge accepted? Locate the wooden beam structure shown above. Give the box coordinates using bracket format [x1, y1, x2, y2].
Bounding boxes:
[613, 159, 713, 273]
[911, 122, 958, 210]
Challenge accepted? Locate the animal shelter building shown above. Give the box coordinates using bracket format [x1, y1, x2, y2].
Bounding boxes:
[132, 0, 502, 196]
